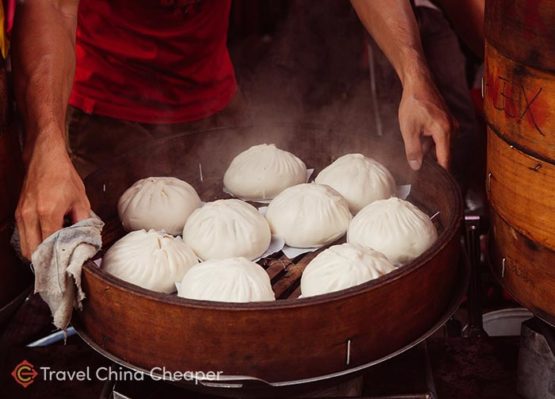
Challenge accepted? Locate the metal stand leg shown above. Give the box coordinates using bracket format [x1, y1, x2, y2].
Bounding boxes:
[464, 215, 487, 337]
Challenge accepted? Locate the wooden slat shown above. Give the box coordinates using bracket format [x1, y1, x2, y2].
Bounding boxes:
[490, 210, 555, 325]
[288, 285, 302, 299]
[272, 252, 318, 299]
[261, 257, 291, 283]
[487, 128, 555, 250]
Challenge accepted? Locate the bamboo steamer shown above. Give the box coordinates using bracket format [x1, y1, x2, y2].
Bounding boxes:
[0, 59, 32, 322]
[484, 44, 555, 161]
[485, 0, 555, 325]
[489, 210, 555, 325]
[487, 128, 555, 249]
[73, 124, 465, 389]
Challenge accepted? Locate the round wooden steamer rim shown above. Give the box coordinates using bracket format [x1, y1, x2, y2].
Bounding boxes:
[81, 156, 463, 310]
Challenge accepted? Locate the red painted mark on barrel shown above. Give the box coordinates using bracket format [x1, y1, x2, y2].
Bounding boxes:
[485, 69, 546, 136]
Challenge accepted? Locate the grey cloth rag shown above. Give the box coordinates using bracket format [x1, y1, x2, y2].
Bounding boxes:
[30, 214, 104, 330]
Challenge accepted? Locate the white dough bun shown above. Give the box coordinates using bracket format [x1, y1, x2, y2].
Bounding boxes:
[118, 176, 201, 235]
[177, 257, 275, 302]
[103, 229, 198, 294]
[224, 144, 307, 201]
[315, 153, 396, 214]
[347, 197, 437, 265]
[265, 183, 352, 248]
[301, 243, 396, 297]
[183, 199, 271, 261]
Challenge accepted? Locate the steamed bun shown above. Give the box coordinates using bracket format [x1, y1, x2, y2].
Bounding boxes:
[118, 177, 201, 235]
[183, 199, 271, 261]
[347, 197, 437, 264]
[315, 154, 395, 214]
[301, 243, 395, 297]
[265, 183, 352, 248]
[177, 257, 275, 302]
[224, 144, 307, 201]
[103, 229, 198, 293]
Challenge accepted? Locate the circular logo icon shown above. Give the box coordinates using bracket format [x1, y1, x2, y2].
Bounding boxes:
[11, 360, 38, 388]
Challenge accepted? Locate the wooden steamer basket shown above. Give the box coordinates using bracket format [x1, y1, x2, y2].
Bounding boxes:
[485, 0, 555, 326]
[73, 124, 465, 394]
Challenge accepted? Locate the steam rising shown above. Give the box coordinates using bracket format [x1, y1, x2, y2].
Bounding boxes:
[229, 1, 406, 169]
[85, 1, 414, 215]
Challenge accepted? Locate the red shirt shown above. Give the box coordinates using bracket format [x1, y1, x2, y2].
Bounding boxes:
[69, 0, 237, 124]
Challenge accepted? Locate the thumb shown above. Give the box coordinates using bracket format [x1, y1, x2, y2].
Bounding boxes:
[428, 123, 450, 170]
[402, 130, 423, 171]
[71, 202, 91, 223]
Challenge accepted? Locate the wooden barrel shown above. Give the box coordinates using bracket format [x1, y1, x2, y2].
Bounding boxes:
[485, 0, 555, 325]
[0, 57, 32, 323]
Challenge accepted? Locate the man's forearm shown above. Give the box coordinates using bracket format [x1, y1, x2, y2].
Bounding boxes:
[350, 0, 431, 87]
[351, 0, 454, 170]
[13, 0, 79, 162]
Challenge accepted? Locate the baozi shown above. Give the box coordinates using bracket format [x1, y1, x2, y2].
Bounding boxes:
[347, 197, 437, 265]
[183, 199, 271, 261]
[118, 177, 201, 235]
[177, 257, 275, 302]
[224, 144, 307, 201]
[265, 183, 352, 248]
[301, 243, 395, 297]
[103, 229, 198, 294]
[315, 154, 395, 214]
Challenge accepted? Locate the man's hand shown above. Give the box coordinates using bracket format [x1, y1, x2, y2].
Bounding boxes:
[12, 0, 82, 259]
[398, 76, 455, 170]
[350, 0, 456, 171]
[15, 134, 90, 260]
